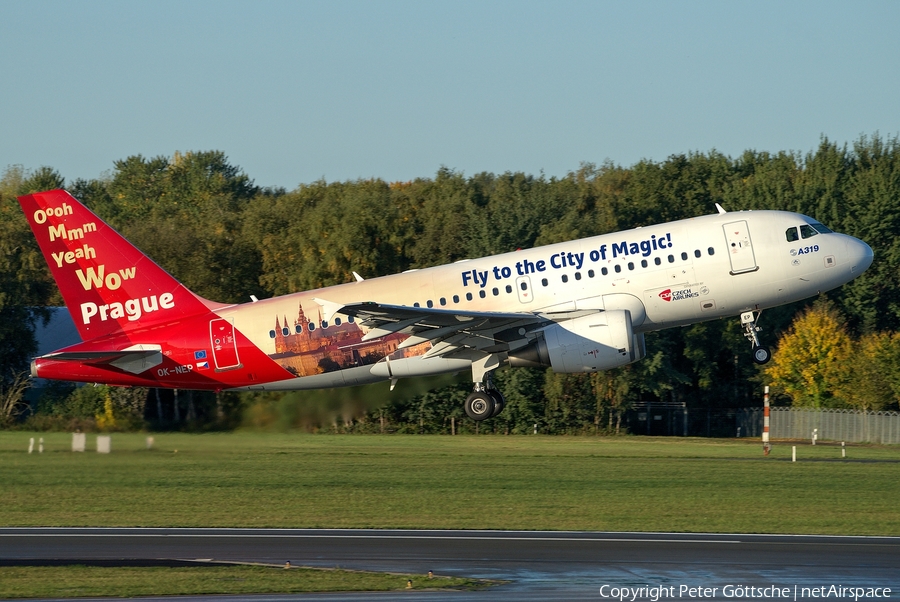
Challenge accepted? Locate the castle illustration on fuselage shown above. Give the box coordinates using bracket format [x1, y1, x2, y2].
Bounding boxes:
[267, 301, 430, 377]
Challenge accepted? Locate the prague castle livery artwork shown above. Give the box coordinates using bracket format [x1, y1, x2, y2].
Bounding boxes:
[267, 301, 431, 377]
[19, 190, 873, 421]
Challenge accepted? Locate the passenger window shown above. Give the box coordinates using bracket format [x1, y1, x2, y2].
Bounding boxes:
[785, 227, 800, 242]
[694, 249, 701, 258]
[681, 252, 688, 261]
[641, 259, 648, 268]
[655, 257, 661, 265]
[414, 302, 420, 307]
[295, 324, 303, 334]
[520, 281, 528, 290]
[348, 315, 355, 323]
[453, 295, 459, 303]
[308, 322, 315, 332]
[668, 255, 675, 263]
[588, 269, 595, 278]
[479, 290, 486, 298]
[492, 287, 499, 296]
[614, 265, 622, 273]
[466, 292, 473, 301]
[334, 317, 342, 326]
[562, 274, 569, 283]
[575, 272, 582, 280]
[707, 247, 715, 256]
[601, 267, 608, 275]
[426, 300, 433, 308]
[541, 278, 549, 286]
[439, 297, 446, 306]
[268, 330, 276, 338]
[799, 224, 819, 239]
[282, 327, 289, 336]
[505, 285, 512, 293]
[321, 320, 328, 329]
[627, 262, 634, 270]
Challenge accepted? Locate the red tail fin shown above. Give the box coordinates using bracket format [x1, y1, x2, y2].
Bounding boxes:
[19, 189, 215, 341]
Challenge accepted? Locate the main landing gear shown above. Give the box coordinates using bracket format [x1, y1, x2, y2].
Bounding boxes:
[465, 356, 506, 421]
[464, 378, 506, 422]
[741, 310, 771, 365]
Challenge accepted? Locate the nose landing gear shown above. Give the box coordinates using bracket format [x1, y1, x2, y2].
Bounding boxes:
[741, 310, 771, 365]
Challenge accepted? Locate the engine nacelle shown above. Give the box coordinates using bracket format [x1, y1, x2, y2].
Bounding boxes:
[509, 310, 646, 373]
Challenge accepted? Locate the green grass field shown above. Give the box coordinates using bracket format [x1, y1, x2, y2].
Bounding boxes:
[1, 432, 898, 534]
[0, 565, 485, 599]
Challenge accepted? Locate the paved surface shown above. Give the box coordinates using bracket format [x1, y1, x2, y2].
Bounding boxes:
[2, 528, 898, 600]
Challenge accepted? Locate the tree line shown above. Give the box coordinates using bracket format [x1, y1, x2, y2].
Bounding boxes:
[1, 134, 899, 432]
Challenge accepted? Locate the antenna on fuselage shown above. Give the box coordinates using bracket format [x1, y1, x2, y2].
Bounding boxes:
[715, 203, 727, 214]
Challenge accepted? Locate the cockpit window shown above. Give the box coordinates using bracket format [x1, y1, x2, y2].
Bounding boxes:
[799, 224, 819, 239]
[810, 222, 833, 234]
[786, 227, 800, 242]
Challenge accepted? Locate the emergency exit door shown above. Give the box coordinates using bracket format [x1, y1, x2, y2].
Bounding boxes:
[516, 276, 533, 303]
[210, 318, 242, 371]
[723, 220, 758, 274]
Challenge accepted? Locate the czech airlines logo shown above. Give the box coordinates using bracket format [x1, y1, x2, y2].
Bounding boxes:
[659, 287, 703, 302]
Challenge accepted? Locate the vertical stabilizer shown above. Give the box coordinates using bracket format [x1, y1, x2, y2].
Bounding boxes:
[19, 189, 213, 340]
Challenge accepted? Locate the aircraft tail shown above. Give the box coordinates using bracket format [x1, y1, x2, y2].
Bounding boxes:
[18, 189, 216, 341]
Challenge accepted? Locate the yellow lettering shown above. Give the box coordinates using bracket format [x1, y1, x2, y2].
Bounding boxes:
[76, 265, 105, 291]
[48, 224, 67, 242]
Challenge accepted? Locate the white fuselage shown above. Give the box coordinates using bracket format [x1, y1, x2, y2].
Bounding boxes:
[217, 210, 873, 391]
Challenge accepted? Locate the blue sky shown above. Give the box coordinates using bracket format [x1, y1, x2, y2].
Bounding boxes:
[2, 0, 898, 190]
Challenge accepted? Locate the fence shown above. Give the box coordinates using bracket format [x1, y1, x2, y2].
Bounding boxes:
[769, 407, 900, 444]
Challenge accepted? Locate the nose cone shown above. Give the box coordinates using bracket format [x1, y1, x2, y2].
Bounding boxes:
[849, 237, 874, 275]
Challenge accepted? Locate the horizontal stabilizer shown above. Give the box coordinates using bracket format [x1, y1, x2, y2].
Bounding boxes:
[40, 344, 163, 375]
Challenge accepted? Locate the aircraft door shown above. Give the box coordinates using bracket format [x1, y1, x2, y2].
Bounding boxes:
[516, 276, 533, 304]
[210, 318, 242, 371]
[723, 220, 758, 274]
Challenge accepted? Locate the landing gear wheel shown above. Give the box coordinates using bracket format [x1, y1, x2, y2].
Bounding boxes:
[752, 345, 771, 365]
[488, 390, 505, 418]
[465, 391, 495, 421]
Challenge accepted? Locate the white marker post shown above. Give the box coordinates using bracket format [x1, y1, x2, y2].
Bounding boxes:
[812, 428, 818, 445]
[39, 437, 43, 453]
[97, 435, 111, 454]
[763, 386, 770, 456]
[792, 446, 796, 462]
[72, 433, 86, 452]
[28, 438, 34, 454]
[842, 441, 846, 458]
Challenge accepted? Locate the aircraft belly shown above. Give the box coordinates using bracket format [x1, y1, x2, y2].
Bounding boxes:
[370, 355, 471, 378]
[232, 366, 383, 391]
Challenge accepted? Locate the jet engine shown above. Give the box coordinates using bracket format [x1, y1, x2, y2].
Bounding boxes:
[509, 310, 646, 373]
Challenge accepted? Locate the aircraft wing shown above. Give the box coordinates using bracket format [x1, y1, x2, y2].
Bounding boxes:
[313, 299, 586, 359]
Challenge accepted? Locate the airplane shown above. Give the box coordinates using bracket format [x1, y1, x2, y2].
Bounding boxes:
[19, 189, 874, 421]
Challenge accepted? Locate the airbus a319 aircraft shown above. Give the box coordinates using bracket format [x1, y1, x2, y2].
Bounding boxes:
[19, 189, 873, 421]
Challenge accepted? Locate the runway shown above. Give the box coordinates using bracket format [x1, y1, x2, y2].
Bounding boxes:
[2, 528, 898, 600]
